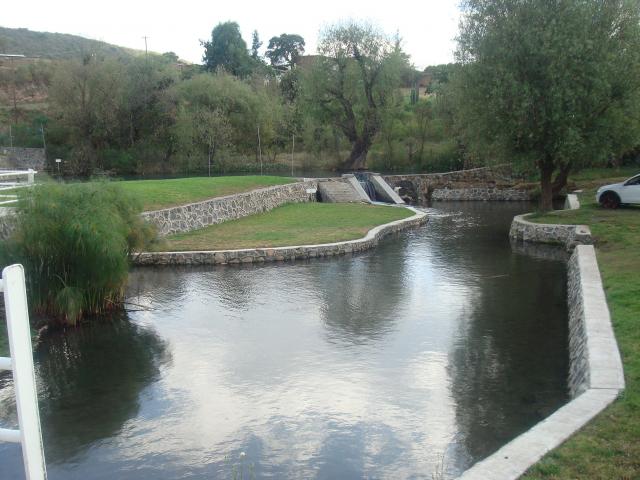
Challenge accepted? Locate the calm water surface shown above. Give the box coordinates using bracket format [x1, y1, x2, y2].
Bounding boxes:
[0, 202, 569, 479]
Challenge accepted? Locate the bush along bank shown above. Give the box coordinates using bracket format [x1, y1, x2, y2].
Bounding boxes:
[0, 183, 157, 326]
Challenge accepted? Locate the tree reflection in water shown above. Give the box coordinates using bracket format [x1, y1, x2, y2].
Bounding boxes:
[35, 313, 171, 463]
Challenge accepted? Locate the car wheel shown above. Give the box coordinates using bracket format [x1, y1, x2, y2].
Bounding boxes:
[600, 191, 620, 209]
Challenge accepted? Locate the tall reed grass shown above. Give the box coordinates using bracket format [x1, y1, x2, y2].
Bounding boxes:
[0, 182, 156, 325]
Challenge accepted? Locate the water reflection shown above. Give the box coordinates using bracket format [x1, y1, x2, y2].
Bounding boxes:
[315, 249, 406, 345]
[0, 202, 569, 479]
[0, 314, 170, 478]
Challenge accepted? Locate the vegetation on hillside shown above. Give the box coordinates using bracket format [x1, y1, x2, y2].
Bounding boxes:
[1, 22, 466, 177]
[0, 26, 142, 59]
[0, 183, 156, 325]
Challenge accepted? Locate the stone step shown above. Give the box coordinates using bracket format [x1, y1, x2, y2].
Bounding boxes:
[317, 180, 365, 203]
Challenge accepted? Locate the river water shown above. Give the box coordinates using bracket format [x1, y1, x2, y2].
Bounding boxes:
[0, 202, 569, 479]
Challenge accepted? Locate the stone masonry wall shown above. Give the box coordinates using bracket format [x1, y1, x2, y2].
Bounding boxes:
[134, 207, 427, 266]
[142, 180, 318, 236]
[0, 147, 46, 170]
[383, 164, 532, 202]
[509, 214, 592, 249]
[567, 251, 590, 397]
[432, 187, 530, 202]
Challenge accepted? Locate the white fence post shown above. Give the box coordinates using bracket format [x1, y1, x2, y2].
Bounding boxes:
[0, 264, 47, 479]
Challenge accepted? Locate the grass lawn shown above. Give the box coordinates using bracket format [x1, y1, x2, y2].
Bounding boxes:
[117, 175, 295, 210]
[522, 173, 640, 479]
[154, 203, 415, 251]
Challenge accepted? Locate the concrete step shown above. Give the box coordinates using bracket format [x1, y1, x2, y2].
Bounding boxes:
[317, 180, 366, 203]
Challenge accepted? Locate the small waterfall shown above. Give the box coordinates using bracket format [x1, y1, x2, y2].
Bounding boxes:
[354, 172, 377, 201]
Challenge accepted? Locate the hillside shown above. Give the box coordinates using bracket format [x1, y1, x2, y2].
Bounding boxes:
[0, 26, 142, 59]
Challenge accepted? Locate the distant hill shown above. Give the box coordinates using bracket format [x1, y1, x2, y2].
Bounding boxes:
[0, 26, 143, 59]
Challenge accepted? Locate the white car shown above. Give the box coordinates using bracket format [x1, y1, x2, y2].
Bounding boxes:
[596, 173, 640, 208]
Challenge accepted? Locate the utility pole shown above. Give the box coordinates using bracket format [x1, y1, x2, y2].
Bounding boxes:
[291, 134, 295, 176]
[40, 124, 46, 157]
[9, 125, 12, 148]
[257, 125, 263, 176]
[142, 36, 149, 57]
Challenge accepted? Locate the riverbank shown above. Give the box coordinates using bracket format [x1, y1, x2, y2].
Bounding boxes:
[522, 178, 639, 478]
[152, 203, 414, 251]
[136, 203, 424, 266]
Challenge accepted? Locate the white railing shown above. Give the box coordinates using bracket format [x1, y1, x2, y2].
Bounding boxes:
[0, 169, 36, 205]
[0, 264, 47, 479]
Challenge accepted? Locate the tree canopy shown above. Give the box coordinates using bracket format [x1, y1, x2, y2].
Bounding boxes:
[452, 0, 640, 209]
[266, 33, 305, 68]
[307, 22, 407, 170]
[202, 21, 252, 77]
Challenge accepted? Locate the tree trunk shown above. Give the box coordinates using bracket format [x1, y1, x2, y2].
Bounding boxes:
[344, 139, 369, 170]
[539, 164, 554, 211]
[552, 162, 571, 196]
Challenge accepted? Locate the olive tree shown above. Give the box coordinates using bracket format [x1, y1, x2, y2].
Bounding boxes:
[307, 22, 406, 170]
[452, 0, 640, 210]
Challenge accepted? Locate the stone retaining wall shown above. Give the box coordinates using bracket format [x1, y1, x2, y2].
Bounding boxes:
[509, 193, 591, 249]
[142, 180, 318, 236]
[459, 245, 624, 480]
[0, 147, 46, 170]
[383, 164, 532, 202]
[432, 187, 530, 202]
[509, 214, 592, 248]
[133, 207, 427, 266]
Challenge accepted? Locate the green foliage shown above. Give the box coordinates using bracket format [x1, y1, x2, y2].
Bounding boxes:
[48, 55, 178, 175]
[423, 63, 455, 95]
[266, 34, 305, 68]
[306, 22, 408, 169]
[175, 72, 282, 167]
[250, 30, 262, 60]
[202, 22, 253, 77]
[6, 22, 466, 177]
[451, 0, 640, 209]
[0, 183, 156, 325]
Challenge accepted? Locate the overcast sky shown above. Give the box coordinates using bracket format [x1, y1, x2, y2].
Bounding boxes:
[4, 0, 462, 69]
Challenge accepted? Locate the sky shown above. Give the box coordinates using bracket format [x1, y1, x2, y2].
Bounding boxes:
[4, 0, 462, 69]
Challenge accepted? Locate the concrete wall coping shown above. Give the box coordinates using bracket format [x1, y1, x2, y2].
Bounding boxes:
[383, 163, 513, 179]
[564, 193, 580, 210]
[134, 206, 427, 266]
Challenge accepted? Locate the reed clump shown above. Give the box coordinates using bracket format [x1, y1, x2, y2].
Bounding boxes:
[0, 182, 156, 325]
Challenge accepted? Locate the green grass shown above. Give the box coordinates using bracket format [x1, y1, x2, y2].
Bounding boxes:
[523, 176, 640, 479]
[115, 175, 295, 210]
[154, 203, 414, 251]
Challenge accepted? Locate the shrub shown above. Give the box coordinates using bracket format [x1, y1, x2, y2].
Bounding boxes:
[0, 182, 156, 325]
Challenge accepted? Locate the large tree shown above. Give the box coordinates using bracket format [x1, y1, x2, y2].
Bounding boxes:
[453, 0, 640, 210]
[307, 23, 406, 170]
[202, 22, 252, 77]
[266, 33, 305, 68]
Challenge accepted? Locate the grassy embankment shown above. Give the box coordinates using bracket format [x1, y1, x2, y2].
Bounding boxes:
[522, 169, 640, 479]
[154, 202, 414, 251]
